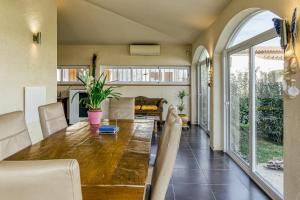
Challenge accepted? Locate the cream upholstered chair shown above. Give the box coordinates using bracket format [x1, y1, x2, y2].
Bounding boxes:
[0, 111, 31, 160]
[149, 105, 176, 167]
[0, 159, 82, 200]
[109, 97, 135, 120]
[38, 102, 68, 138]
[156, 105, 177, 156]
[150, 111, 182, 200]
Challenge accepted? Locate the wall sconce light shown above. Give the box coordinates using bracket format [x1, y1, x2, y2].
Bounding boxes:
[33, 32, 41, 44]
[273, 8, 299, 99]
[206, 58, 213, 87]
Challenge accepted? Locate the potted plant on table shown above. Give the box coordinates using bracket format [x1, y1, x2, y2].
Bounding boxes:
[72, 72, 121, 125]
[177, 90, 189, 128]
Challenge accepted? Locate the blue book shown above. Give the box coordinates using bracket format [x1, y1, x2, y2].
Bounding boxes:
[99, 125, 119, 134]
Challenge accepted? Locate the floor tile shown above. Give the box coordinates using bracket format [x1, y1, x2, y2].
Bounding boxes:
[175, 156, 199, 169]
[211, 183, 254, 200]
[172, 169, 208, 184]
[202, 169, 242, 184]
[176, 148, 194, 158]
[173, 184, 215, 200]
[198, 158, 229, 170]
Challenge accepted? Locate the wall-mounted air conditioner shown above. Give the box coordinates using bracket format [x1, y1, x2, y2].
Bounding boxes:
[129, 45, 160, 56]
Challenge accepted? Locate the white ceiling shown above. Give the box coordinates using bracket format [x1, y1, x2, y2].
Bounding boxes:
[57, 0, 231, 45]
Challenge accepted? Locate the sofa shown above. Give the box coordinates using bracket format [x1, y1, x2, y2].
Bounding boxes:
[134, 96, 167, 126]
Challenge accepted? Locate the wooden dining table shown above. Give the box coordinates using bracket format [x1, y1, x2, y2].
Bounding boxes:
[5, 119, 154, 200]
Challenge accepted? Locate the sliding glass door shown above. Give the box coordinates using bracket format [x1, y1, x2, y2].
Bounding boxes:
[228, 49, 250, 164]
[254, 37, 284, 194]
[226, 34, 284, 198]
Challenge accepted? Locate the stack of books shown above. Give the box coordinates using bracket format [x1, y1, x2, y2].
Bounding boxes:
[99, 125, 119, 134]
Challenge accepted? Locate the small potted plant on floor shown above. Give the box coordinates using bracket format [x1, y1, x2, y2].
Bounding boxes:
[177, 90, 189, 128]
[72, 72, 121, 125]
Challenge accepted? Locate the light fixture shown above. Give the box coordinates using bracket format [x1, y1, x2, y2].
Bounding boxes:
[206, 58, 213, 87]
[33, 32, 41, 44]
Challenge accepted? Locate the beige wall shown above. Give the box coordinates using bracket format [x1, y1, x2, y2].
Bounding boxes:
[191, 0, 300, 199]
[58, 44, 191, 66]
[0, 0, 57, 143]
[58, 44, 192, 119]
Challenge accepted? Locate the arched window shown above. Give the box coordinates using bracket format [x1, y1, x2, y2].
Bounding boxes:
[229, 11, 280, 47]
[225, 11, 284, 198]
[199, 48, 209, 62]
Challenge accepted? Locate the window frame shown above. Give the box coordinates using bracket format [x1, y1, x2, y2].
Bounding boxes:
[101, 65, 191, 86]
[57, 65, 90, 85]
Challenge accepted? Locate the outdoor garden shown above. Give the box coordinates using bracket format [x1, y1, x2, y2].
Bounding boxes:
[230, 70, 283, 164]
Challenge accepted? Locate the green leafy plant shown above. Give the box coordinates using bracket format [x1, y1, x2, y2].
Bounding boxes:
[177, 90, 188, 114]
[72, 72, 121, 111]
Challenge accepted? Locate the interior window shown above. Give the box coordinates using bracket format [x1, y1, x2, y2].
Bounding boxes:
[57, 66, 89, 84]
[102, 66, 190, 85]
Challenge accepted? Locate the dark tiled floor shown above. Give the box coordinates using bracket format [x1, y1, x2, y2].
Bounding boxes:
[151, 125, 271, 200]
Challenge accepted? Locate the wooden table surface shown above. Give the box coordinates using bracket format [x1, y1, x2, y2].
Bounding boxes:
[6, 120, 154, 200]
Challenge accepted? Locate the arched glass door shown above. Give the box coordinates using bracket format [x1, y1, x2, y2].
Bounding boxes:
[197, 49, 210, 133]
[225, 11, 284, 199]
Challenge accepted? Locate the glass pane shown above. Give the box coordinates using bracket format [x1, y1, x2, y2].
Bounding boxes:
[230, 11, 279, 46]
[200, 63, 209, 130]
[173, 68, 189, 83]
[78, 68, 89, 78]
[132, 68, 159, 82]
[229, 49, 250, 163]
[199, 50, 209, 62]
[118, 68, 131, 82]
[57, 69, 61, 82]
[254, 37, 284, 194]
[62, 69, 70, 82]
[197, 63, 201, 125]
[161, 68, 174, 82]
[62, 68, 89, 82]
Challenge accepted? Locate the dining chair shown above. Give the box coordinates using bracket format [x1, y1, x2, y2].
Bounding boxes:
[0, 159, 82, 200]
[0, 111, 31, 160]
[157, 105, 177, 155]
[38, 102, 68, 138]
[149, 111, 182, 200]
[149, 105, 176, 167]
[109, 97, 135, 120]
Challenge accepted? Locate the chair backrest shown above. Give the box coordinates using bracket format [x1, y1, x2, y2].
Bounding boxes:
[156, 105, 176, 156]
[38, 102, 68, 138]
[151, 112, 182, 200]
[109, 97, 135, 120]
[0, 159, 82, 200]
[0, 111, 31, 160]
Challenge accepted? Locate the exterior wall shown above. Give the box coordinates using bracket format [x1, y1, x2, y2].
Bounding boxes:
[191, 0, 300, 199]
[0, 0, 57, 143]
[57, 44, 192, 119]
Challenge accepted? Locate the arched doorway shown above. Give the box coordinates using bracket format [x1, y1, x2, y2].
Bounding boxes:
[224, 10, 284, 198]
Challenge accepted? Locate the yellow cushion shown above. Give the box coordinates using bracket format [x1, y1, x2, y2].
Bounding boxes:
[141, 105, 158, 111]
[135, 105, 142, 110]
